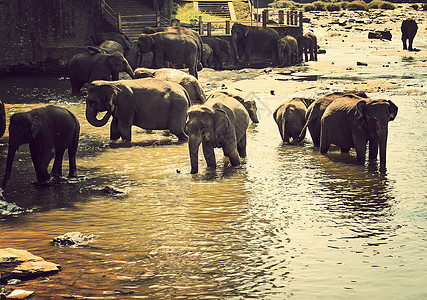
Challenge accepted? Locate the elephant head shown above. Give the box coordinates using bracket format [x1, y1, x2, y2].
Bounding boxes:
[133, 67, 156, 79]
[85, 82, 119, 127]
[0, 100, 5, 138]
[137, 34, 155, 54]
[356, 99, 398, 165]
[105, 52, 134, 79]
[231, 23, 249, 62]
[2, 113, 39, 188]
[185, 105, 234, 174]
[242, 100, 259, 123]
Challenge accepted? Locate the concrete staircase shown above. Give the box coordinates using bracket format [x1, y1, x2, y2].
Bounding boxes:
[197, 1, 232, 18]
[103, 0, 158, 42]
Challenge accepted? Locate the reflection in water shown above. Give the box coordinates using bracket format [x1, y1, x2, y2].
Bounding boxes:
[0, 72, 425, 298]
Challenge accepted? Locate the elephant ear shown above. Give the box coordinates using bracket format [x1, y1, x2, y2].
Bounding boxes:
[106, 53, 124, 71]
[213, 108, 231, 146]
[100, 84, 121, 107]
[31, 117, 42, 139]
[356, 100, 367, 121]
[137, 35, 154, 53]
[387, 100, 398, 121]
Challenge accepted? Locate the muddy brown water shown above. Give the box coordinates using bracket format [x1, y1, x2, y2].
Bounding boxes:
[0, 40, 426, 298]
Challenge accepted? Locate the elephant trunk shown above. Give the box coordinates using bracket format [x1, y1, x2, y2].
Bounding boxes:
[231, 35, 239, 62]
[2, 144, 17, 188]
[189, 134, 202, 174]
[85, 101, 114, 127]
[125, 62, 134, 79]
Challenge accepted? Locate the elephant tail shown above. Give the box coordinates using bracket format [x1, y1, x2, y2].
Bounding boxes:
[298, 109, 312, 141]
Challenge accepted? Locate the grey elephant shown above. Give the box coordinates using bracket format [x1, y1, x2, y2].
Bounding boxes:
[207, 90, 259, 123]
[320, 95, 398, 166]
[298, 32, 317, 62]
[93, 35, 140, 70]
[401, 18, 418, 51]
[67, 49, 134, 94]
[137, 31, 201, 79]
[299, 91, 368, 146]
[0, 100, 5, 138]
[273, 97, 315, 144]
[201, 36, 231, 70]
[278, 35, 298, 66]
[2, 105, 80, 188]
[134, 67, 206, 105]
[231, 23, 279, 66]
[85, 78, 190, 143]
[91, 32, 133, 52]
[202, 43, 214, 68]
[186, 92, 250, 174]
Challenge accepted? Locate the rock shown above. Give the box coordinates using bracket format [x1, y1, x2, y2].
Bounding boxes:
[0, 248, 61, 284]
[368, 30, 392, 41]
[52, 232, 95, 247]
[6, 289, 34, 299]
[357, 62, 368, 66]
[0, 199, 31, 219]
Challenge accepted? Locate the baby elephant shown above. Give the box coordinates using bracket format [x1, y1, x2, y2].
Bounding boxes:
[2, 105, 80, 188]
[401, 18, 418, 51]
[186, 92, 250, 174]
[273, 97, 315, 144]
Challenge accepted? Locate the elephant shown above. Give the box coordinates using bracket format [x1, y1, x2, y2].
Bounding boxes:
[137, 31, 201, 79]
[2, 105, 80, 188]
[98, 40, 124, 55]
[185, 92, 250, 174]
[134, 67, 206, 105]
[85, 78, 190, 143]
[231, 23, 279, 66]
[298, 32, 317, 62]
[67, 50, 134, 94]
[202, 43, 214, 68]
[273, 97, 315, 144]
[299, 91, 368, 146]
[207, 90, 259, 123]
[201, 36, 231, 70]
[401, 18, 418, 51]
[91, 32, 133, 53]
[0, 100, 5, 138]
[320, 96, 398, 166]
[278, 35, 299, 66]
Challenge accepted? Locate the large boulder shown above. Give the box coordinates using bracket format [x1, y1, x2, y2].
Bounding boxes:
[0, 248, 61, 284]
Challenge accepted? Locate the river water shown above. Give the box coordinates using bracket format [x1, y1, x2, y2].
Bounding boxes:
[0, 43, 426, 298]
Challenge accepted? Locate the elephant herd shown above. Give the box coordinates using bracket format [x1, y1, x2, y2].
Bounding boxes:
[1, 19, 413, 190]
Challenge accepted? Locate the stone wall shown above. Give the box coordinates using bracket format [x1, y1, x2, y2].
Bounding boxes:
[0, 0, 114, 74]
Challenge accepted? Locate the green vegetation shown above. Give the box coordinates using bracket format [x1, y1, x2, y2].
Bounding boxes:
[368, 0, 395, 10]
[173, 3, 227, 27]
[344, 1, 369, 11]
[268, 1, 299, 9]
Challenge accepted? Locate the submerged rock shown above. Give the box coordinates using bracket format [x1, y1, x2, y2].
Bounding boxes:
[5, 289, 34, 299]
[52, 232, 95, 247]
[0, 248, 61, 284]
[0, 198, 31, 218]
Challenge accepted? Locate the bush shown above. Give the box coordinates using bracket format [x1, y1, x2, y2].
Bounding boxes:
[312, 1, 326, 11]
[303, 4, 316, 11]
[326, 3, 341, 11]
[268, 0, 298, 9]
[233, 0, 251, 20]
[346, 1, 368, 11]
[368, 1, 395, 10]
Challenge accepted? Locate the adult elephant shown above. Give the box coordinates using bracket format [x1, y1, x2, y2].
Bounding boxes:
[231, 23, 279, 66]
[134, 67, 206, 105]
[137, 31, 201, 79]
[0, 100, 5, 138]
[298, 91, 368, 146]
[278, 35, 299, 66]
[85, 78, 189, 143]
[401, 18, 418, 51]
[185, 92, 250, 174]
[298, 32, 317, 62]
[320, 96, 398, 166]
[207, 90, 259, 123]
[2, 105, 80, 188]
[67, 50, 134, 94]
[273, 97, 315, 144]
[201, 36, 231, 70]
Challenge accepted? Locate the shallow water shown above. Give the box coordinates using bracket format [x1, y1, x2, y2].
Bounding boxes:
[0, 51, 426, 299]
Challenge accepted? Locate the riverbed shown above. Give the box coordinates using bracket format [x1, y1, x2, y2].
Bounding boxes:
[0, 6, 426, 299]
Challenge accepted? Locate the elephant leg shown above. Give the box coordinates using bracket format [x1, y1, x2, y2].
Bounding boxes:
[408, 38, 414, 51]
[71, 78, 85, 95]
[67, 132, 79, 178]
[112, 71, 119, 81]
[227, 149, 240, 166]
[319, 125, 330, 154]
[51, 150, 65, 178]
[353, 133, 367, 163]
[170, 127, 188, 141]
[237, 134, 247, 158]
[368, 138, 379, 160]
[341, 148, 350, 153]
[30, 143, 53, 183]
[202, 140, 216, 168]
[110, 117, 121, 141]
[118, 118, 132, 143]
